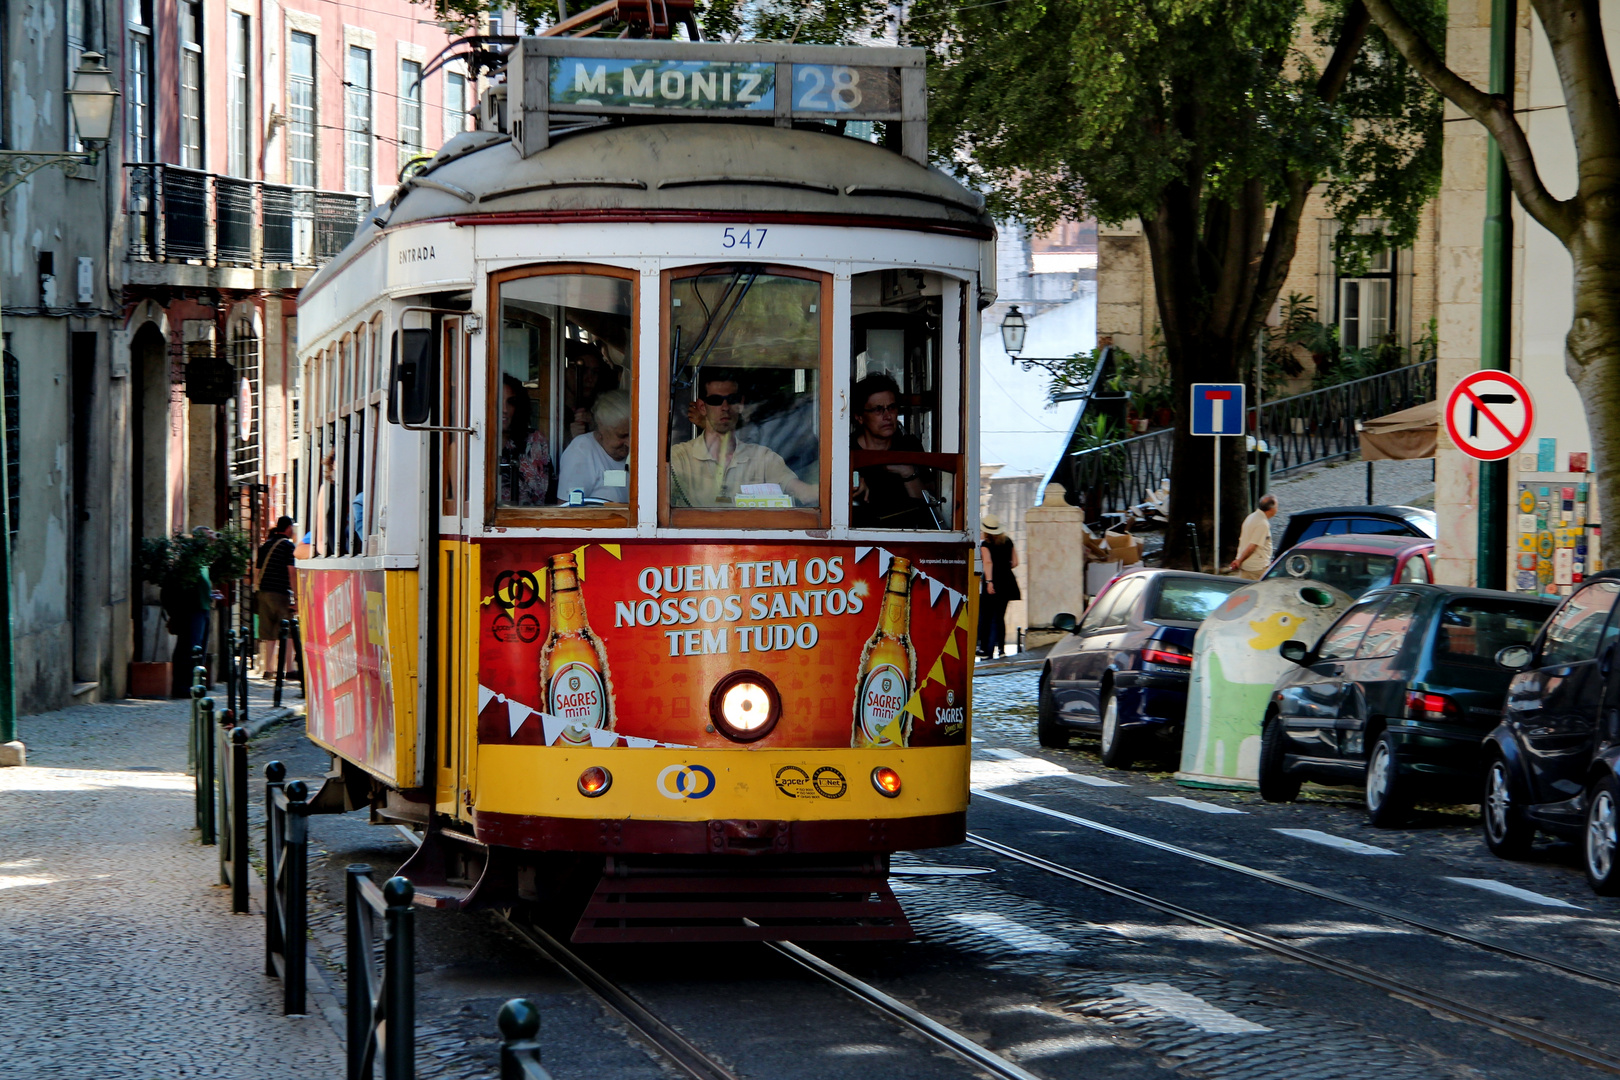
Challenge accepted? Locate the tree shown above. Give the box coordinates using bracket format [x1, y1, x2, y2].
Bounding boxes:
[906, 0, 1444, 568]
[1362, 0, 1620, 566]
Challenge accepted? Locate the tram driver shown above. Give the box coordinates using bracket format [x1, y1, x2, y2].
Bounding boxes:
[557, 389, 631, 504]
[669, 371, 819, 508]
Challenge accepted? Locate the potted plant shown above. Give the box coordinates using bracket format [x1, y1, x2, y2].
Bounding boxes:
[135, 527, 252, 697]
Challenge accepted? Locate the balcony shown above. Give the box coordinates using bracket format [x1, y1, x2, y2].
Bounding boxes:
[124, 163, 372, 288]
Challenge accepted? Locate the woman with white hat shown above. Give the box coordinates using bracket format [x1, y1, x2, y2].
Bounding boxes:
[978, 513, 1021, 659]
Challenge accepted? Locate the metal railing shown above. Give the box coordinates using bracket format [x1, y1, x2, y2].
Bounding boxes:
[498, 1000, 555, 1080]
[125, 162, 370, 270]
[218, 722, 250, 914]
[265, 762, 310, 1015]
[1260, 360, 1437, 475]
[194, 694, 218, 845]
[347, 867, 416, 1080]
[1065, 361, 1438, 516]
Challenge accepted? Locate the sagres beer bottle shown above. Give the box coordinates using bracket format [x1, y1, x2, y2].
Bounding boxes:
[539, 552, 614, 733]
[853, 555, 917, 748]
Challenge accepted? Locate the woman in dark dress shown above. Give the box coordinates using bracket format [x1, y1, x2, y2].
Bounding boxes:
[978, 514, 1021, 658]
[851, 373, 934, 528]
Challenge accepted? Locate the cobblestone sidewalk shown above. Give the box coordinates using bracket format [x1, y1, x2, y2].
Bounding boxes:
[0, 688, 340, 1079]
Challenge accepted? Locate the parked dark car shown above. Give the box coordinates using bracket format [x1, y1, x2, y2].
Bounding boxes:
[1260, 584, 1556, 826]
[1480, 573, 1620, 893]
[1262, 534, 1437, 598]
[1039, 570, 1245, 766]
[1276, 504, 1437, 552]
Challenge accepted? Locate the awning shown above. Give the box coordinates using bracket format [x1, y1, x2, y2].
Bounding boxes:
[1358, 399, 1437, 461]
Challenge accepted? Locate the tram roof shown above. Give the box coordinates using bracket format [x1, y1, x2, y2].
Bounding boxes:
[304, 119, 992, 301]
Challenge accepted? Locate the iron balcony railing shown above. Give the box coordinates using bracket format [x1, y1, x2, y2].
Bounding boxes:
[1066, 360, 1438, 516]
[125, 162, 371, 270]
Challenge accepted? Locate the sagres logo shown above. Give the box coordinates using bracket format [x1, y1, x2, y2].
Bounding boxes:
[656, 764, 716, 800]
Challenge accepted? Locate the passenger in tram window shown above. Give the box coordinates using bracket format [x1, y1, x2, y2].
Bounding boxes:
[557, 390, 631, 505]
[498, 373, 553, 506]
[563, 342, 619, 440]
[851, 373, 934, 529]
[669, 371, 818, 508]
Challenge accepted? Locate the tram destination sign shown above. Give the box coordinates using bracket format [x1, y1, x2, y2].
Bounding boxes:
[510, 38, 928, 163]
[548, 57, 903, 116]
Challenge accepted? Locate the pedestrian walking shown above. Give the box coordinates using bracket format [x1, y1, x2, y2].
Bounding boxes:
[255, 516, 297, 673]
[1229, 493, 1279, 580]
[978, 514, 1021, 659]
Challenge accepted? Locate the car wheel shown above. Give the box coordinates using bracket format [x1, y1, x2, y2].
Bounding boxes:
[1481, 754, 1533, 860]
[1099, 691, 1133, 769]
[1258, 710, 1301, 803]
[1364, 730, 1409, 828]
[1037, 671, 1069, 749]
[1586, 776, 1620, 896]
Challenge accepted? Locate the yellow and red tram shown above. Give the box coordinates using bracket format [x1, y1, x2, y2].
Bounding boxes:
[292, 35, 995, 941]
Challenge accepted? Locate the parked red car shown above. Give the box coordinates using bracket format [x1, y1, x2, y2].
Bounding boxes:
[1262, 534, 1437, 599]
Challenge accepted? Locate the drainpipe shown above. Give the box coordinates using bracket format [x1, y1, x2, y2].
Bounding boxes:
[1476, 0, 1514, 589]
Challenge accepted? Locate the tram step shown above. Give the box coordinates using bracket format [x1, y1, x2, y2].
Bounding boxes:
[572, 864, 914, 943]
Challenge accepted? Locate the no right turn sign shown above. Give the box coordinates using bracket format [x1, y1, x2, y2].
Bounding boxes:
[1444, 370, 1535, 462]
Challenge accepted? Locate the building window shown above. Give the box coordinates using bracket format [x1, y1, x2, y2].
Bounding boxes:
[345, 45, 373, 195]
[444, 71, 467, 145]
[399, 59, 423, 161]
[65, 0, 89, 151]
[287, 32, 316, 187]
[230, 320, 261, 484]
[1338, 247, 1395, 353]
[127, 0, 153, 161]
[228, 13, 251, 177]
[180, 0, 203, 169]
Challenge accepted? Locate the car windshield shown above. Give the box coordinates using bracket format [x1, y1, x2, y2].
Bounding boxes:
[1435, 599, 1553, 665]
[1266, 549, 1399, 598]
[1151, 577, 1244, 622]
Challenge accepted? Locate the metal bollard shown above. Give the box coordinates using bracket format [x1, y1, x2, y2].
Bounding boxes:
[237, 628, 252, 728]
[188, 669, 206, 773]
[265, 764, 309, 1015]
[384, 877, 415, 1080]
[224, 617, 237, 719]
[196, 697, 217, 844]
[498, 999, 553, 1080]
[290, 616, 307, 698]
[264, 760, 286, 978]
[274, 619, 290, 707]
[346, 864, 375, 1080]
[218, 725, 249, 912]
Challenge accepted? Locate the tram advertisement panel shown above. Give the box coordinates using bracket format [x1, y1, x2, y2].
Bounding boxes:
[476, 542, 971, 750]
[301, 569, 396, 776]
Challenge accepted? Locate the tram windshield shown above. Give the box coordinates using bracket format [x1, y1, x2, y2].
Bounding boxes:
[497, 271, 634, 509]
[666, 268, 823, 512]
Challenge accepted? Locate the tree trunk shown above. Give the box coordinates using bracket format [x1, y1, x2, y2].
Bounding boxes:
[1567, 230, 1620, 568]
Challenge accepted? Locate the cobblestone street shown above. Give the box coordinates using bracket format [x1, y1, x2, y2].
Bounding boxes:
[0, 690, 343, 1079]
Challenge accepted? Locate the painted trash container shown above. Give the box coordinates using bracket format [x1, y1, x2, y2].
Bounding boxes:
[1176, 578, 1353, 789]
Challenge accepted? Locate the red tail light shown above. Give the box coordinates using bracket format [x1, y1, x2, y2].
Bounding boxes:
[1406, 691, 1461, 723]
[1142, 645, 1193, 668]
[577, 766, 612, 797]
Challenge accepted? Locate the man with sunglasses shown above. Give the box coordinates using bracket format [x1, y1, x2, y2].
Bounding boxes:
[670, 372, 819, 507]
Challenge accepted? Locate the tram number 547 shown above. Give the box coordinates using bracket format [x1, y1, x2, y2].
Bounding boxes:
[721, 227, 767, 250]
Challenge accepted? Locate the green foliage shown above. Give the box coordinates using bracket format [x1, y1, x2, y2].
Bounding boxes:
[138, 527, 253, 615]
[909, 0, 1443, 251]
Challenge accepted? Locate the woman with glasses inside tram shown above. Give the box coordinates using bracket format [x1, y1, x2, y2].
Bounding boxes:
[851, 373, 934, 529]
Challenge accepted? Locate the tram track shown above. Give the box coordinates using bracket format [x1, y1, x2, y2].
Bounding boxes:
[974, 785, 1620, 990]
[962, 830, 1620, 1076]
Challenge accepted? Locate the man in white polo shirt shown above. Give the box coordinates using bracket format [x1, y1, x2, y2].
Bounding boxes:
[1229, 493, 1279, 580]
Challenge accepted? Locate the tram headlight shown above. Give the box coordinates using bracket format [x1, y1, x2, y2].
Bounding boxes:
[871, 767, 902, 797]
[708, 670, 781, 742]
[577, 766, 612, 797]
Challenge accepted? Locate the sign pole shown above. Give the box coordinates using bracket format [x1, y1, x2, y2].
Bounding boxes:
[1213, 438, 1221, 575]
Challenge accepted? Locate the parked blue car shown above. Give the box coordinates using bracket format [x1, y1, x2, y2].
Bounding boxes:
[1039, 570, 1244, 766]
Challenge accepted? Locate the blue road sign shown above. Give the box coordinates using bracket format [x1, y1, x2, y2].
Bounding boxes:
[1190, 383, 1245, 436]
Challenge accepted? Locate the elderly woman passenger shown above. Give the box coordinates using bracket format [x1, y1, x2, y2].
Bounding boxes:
[557, 390, 632, 504]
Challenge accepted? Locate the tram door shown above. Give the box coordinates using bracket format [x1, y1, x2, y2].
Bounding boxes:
[435, 316, 476, 819]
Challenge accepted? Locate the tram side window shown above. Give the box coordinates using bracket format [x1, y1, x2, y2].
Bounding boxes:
[666, 268, 823, 511]
[849, 269, 958, 530]
[497, 272, 634, 509]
